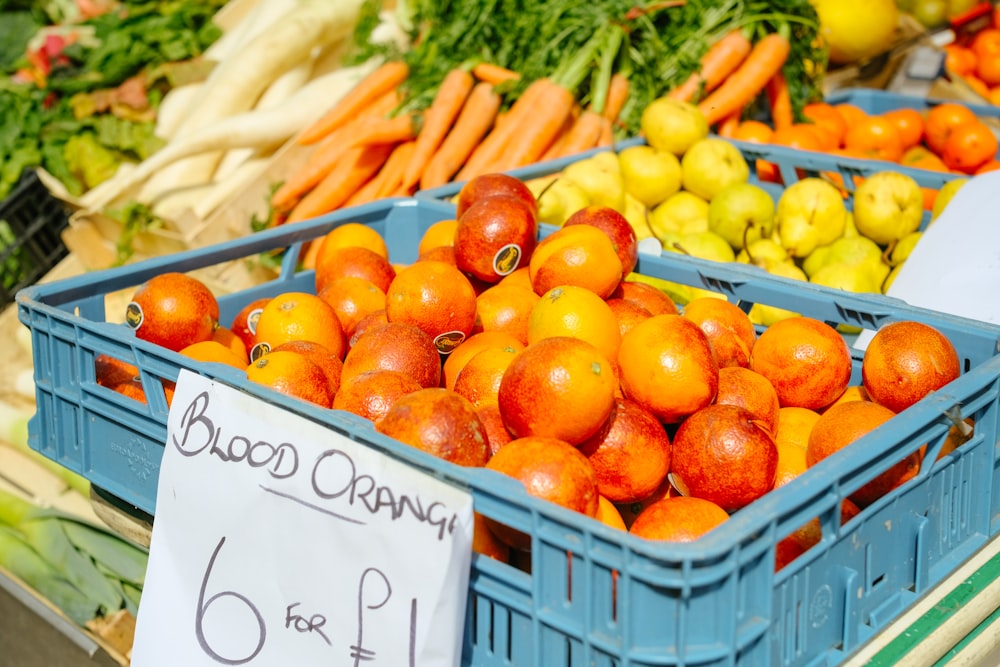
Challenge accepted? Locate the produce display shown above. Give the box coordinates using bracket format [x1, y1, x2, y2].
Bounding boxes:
[95, 173, 975, 573]
[5, 0, 1000, 661]
[942, 7, 1000, 103]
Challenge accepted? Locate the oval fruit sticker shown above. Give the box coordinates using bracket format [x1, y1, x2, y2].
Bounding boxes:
[492, 244, 522, 277]
[434, 331, 466, 355]
[125, 302, 144, 330]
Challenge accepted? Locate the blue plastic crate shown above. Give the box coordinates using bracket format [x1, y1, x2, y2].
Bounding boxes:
[825, 87, 1000, 120]
[16, 197, 1000, 667]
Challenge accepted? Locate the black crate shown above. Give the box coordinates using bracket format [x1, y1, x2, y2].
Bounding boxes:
[0, 170, 71, 308]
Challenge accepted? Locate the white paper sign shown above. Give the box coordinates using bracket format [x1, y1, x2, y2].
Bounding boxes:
[855, 171, 1000, 350]
[131, 370, 474, 667]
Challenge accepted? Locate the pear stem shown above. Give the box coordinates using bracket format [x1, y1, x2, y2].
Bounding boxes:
[742, 223, 755, 264]
[881, 239, 897, 267]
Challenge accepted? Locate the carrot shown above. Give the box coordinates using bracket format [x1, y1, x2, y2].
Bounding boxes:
[697, 32, 791, 126]
[286, 143, 395, 223]
[342, 170, 388, 208]
[401, 68, 475, 191]
[272, 90, 400, 210]
[350, 112, 417, 147]
[420, 82, 501, 190]
[377, 140, 417, 197]
[494, 78, 577, 171]
[717, 108, 742, 138]
[766, 72, 793, 131]
[600, 72, 630, 122]
[455, 77, 549, 180]
[472, 62, 521, 86]
[667, 30, 753, 103]
[539, 108, 579, 161]
[555, 109, 604, 158]
[596, 116, 614, 147]
[298, 60, 409, 145]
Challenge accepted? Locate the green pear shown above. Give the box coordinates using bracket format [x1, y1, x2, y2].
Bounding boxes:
[749, 261, 806, 327]
[562, 153, 626, 211]
[649, 190, 709, 239]
[737, 238, 788, 267]
[802, 243, 834, 278]
[641, 97, 709, 156]
[931, 177, 968, 222]
[775, 178, 847, 258]
[618, 145, 682, 208]
[810, 262, 882, 332]
[825, 236, 890, 286]
[662, 230, 736, 263]
[843, 211, 858, 237]
[810, 261, 881, 294]
[623, 193, 655, 240]
[890, 231, 922, 265]
[681, 138, 750, 201]
[535, 177, 591, 226]
[707, 182, 776, 251]
[852, 171, 923, 245]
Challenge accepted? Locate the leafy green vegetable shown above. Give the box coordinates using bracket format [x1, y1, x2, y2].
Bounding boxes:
[0, 11, 39, 71]
[0, 0, 225, 199]
[387, 0, 825, 134]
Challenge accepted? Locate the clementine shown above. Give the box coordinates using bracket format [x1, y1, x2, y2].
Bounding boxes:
[251, 291, 345, 360]
[617, 314, 719, 423]
[376, 387, 490, 467]
[749, 316, 852, 410]
[126, 272, 220, 352]
[317, 276, 387, 339]
[527, 285, 622, 362]
[245, 350, 334, 408]
[682, 297, 756, 368]
[528, 224, 623, 298]
[418, 219, 459, 256]
[341, 321, 442, 388]
[442, 330, 525, 391]
[332, 369, 421, 423]
[807, 400, 920, 507]
[669, 403, 778, 511]
[578, 398, 672, 504]
[453, 345, 521, 409]
[629, 496, 729, 542]
[861, 321, 960, 414]
[925, 102, 978, 155]
[385, 260, 478, 354]
[714, 366, 780, 435]
[497, 336, 617, 445]
[484, 435, 600, 549]
[314, 245, 396, 294]
[472, 283, 539, 345]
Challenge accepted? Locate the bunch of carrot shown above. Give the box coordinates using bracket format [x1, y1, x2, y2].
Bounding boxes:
[272, 60, 630, 224]
[267, 0, 826, 226]
[664, 27, 795, 134]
